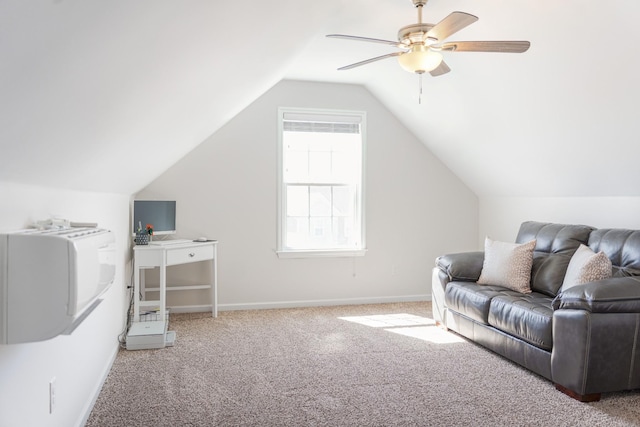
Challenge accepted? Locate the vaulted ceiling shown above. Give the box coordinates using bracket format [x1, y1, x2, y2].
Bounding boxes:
[2, 0, 638, 197]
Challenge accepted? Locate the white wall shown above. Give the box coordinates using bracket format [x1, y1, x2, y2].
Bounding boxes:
[136, 80, 479, 309]
[0, 181, 130, 427]
[480, 197, 640, 243]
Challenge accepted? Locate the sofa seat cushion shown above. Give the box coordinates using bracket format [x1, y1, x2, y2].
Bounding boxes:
[445, 281, 516, 325]
[488, 293, 554, 351]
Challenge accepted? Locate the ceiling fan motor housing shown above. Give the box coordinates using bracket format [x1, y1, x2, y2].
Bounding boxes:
[398, 24, 437, 46]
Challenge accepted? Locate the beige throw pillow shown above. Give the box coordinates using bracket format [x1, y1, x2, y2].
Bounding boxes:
[477, 237, 536, 294]
[560, 244, 612, 291]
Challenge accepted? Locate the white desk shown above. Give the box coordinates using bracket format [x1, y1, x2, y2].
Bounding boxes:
[133, 241, 218, 323]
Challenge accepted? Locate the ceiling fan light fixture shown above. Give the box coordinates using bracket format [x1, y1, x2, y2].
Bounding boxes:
[397, 44, 442, 73]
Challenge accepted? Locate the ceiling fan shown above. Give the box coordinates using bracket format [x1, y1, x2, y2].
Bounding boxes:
[327, 0, 530, 79]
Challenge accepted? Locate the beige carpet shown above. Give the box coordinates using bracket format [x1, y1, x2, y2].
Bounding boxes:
[87, 302, 640, 426]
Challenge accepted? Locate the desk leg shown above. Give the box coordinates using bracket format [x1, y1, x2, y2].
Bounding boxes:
[133, 262, 140, 322]
[212, 245, 218, 317]
[140, 269, 146, 301]
[160, 252, 167, 320]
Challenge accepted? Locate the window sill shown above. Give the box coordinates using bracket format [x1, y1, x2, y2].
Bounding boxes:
[276, 249, 367, 259]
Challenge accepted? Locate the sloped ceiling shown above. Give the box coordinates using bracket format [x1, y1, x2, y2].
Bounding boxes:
[2, 0, 639, 197]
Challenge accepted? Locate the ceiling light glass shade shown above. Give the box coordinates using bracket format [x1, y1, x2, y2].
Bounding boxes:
[397, 45, 443, 73]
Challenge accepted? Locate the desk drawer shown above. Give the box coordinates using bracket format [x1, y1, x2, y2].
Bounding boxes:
[166, 245, 214, 266]
[135, 250, 163, 267]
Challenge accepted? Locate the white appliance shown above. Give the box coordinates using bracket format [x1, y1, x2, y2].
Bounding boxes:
[0, 227, 116, 344]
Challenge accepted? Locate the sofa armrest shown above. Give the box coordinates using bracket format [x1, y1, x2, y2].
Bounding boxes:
[552, 309, 640, 397]
[435, 252, 484, 282]
[552, 276, 640, 313]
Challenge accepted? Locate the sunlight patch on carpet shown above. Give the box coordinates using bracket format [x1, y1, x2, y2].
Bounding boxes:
[338, 313, 434, 328]
[338, 313, 465, 344]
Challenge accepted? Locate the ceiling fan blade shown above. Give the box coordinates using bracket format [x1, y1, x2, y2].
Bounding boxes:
[327, 34, 405, 48]
[439, 41, 531, 53]
[426, 12, 478, 42]
[337, 52, 402, 71]
[429, 60, 451, 77]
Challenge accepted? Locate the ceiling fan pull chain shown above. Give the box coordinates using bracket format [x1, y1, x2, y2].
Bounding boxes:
[418, 72, 423, 104]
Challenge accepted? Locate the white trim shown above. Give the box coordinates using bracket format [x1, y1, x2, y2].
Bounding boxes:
[277, 108, 285, 252]
[283, 111, 363, 123]
[276, 248, 367, 259]
[218, 294, 431, 312]
[77, 342, 119, 427]
[276, 107, 367, 255]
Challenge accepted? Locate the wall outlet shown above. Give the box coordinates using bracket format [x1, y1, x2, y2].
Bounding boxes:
[49, 377, 56, 414]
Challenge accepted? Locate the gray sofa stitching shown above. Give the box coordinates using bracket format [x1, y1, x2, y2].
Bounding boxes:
[630, 315, 639, 389]
[620, 232, 634, 268]
[582, 313, 592, 394]
[558, 296, 640, 308]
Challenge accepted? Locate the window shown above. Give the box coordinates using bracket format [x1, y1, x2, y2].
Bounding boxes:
[277, 108, 366, 258]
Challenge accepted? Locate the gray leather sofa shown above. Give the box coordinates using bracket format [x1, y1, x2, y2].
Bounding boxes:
[432, 221, 640, 401]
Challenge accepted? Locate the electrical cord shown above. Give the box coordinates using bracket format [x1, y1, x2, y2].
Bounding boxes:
[117, 256, 136, 348]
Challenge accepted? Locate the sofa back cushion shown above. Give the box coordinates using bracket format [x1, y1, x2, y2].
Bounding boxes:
[588, 229, 640, 277]
[515, 221, 594, 296]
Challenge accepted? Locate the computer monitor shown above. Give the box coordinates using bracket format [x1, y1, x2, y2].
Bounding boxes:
[132, 200, 176, 236]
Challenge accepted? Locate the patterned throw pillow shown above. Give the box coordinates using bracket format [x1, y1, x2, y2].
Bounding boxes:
[477, 237, 536, 294]
[560, 244, 612, 291]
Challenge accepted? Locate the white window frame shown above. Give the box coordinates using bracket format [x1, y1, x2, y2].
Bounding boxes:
[277, 107, 367, 259]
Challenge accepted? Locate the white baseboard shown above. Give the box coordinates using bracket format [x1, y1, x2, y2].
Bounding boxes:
[77, 342, 119, 427]
[218, 294, 431, 312]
